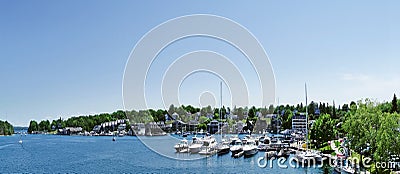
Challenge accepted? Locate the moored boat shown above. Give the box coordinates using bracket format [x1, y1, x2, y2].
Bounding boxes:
[199, 136, 217, 155]
[174, 139, 189, 153]
[243, 139, 258, 157]
[216, 140, 230, 155]
[188, 137, 203, 154]
[230, 139, 243, 155]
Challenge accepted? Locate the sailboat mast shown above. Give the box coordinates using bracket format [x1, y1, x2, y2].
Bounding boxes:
[220, 81, 222, 139]
[305, 83, 308, 150]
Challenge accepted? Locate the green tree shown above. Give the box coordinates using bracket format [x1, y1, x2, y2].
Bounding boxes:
[343, 99, 400, 173]
[374, 112, 400, 168]
[213, 108, 220, 119]
[342, 104, 349, 112]
[377, 102, 391, 113]
[197, 123, 207, 131]
[221, 106, 227, 119]
[28, 120, 38, 133]
[310, 114, 336, 148]
[237, 107, 244, 120]
[198, 116, 208, 124]
[391, 93, 398, 113]
[182, 105, 199, 114]
[268, 104, 275, 114]
[125, 121, 131, 132]
[308, 101, 316, 119]
[51, 120, 57, 130]
[0, 120, 14, 135]
[248, 106, 257, 119]
[281, 109, 293, 130]
[168, 104, 175, 115]
[112, 110, 126, 119]
[332, 100, 337, 119]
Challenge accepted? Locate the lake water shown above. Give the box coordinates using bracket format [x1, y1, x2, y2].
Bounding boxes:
[0, 134, 335, 173]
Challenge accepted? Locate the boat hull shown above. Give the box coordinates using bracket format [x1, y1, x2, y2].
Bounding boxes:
[189, 146, 201, 154]
[243, 149, 258, 157]
[230, 146, 243, 154]
[199, 148, 216, 155]
[174, 145, 188, 152]
[217, 147, 230, 155]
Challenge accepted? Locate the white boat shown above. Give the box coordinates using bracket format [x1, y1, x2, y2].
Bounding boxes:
[174, 139, 189, 152]
[242, 135, 251, 144]
[189, 137, 203, 154]
[216, 139, 230, 155]
[198, 137, 217, 155]
[257, 144, 268, 151]
[18, 133, 23, 144]
[261, 136, 271, 145]
[276, 149, 286, 158]
[230, 139, 243, 155]
[243, 139, 258, 157]
[229, 137, 240, 145]
[295, 151, 316, 165]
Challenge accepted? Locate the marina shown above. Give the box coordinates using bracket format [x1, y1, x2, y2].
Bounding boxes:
[0, 134, 335, 173]
[168, 129, 365, 174]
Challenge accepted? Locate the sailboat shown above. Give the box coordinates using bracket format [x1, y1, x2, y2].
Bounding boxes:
[216, 82, 230, 155]
[294, 83, 316, 165]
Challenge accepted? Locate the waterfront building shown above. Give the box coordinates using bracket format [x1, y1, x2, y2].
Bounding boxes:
[292, 113, 307, 133]
[231, 121, 244, 134]
[221, 122, 229, 134]
[172, 120, 187, 131]
[265, 114, 280, 133]
[226, 113, 238, 120]
[92, 125, 101, 133]
[145, 122, 164, 136]
[188, 120, 199, 132]
[207, 120, 219, 134]
[58, 127, 83, 135]
[132, 123, 145, 135]
[117, 124, 126, 131]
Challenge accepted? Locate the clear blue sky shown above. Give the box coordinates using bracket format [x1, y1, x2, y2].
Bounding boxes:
[1, 1, 399, 126]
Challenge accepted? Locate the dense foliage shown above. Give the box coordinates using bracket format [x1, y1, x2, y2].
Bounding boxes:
[310, 114, 336, 148]
[0, 120, 14, 135]
[343, 99, 400, 173]
[28, 110, 128, 133]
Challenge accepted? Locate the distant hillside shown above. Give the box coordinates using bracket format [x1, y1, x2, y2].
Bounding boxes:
[14, 126, 28, 133]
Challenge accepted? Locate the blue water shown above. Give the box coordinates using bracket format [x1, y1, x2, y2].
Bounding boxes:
[0, 135, 334, 173]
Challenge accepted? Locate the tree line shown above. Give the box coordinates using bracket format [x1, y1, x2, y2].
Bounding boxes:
[28, 110, 127, 133]
[27, 94, 400, 148]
